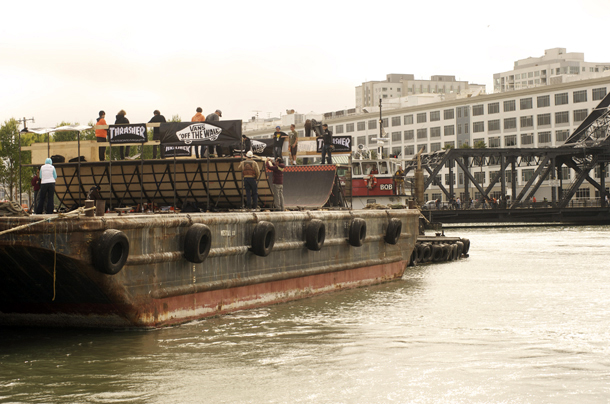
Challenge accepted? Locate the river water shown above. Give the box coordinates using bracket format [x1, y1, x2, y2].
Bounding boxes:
[1, 226, 609, 403]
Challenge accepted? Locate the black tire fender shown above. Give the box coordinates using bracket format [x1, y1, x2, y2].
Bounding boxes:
[305, 219, 326, 251]
[451, 243, 459, 260]
[92, 229, 129, 275]
[440, 243, 451, 261]
[461, 238, 470, 255]
[251, 221, 275, 257]
[431, 244, 443, 262]
[421, 243, 432, 262]
[384, 218, 402, 245]
[184, 224, 212, 263]
[456, 241, 464, 258]
[348, 218, 367, 247]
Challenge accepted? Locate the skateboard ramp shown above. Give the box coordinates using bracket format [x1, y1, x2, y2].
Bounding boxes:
[267, 165, 338, 208]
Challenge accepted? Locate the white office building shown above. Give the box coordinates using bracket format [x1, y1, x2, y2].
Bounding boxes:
[355, 74, 485, 112]
[493, 48, 610, 93]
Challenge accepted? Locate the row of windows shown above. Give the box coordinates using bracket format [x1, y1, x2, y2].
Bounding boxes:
[335, 88, 604, 133]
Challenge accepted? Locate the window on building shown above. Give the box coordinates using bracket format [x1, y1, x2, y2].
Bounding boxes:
[444, 125, 455, 136]
[573, 109, 588, 122]
[416, 113, 427, 123]
[555, 111, 569, 124]
[561, 167, 571, 180]
[391, 146, 402, 157]
[444, 141, 455, 149]
[537, 113, 551, 126]
[346, 123, 354, 133]
[357, 121, 365, 131]
[336, 125, 344, 134]
[520, 115, 533, 128]
[464, 123, 469, 134]
[556, 129, 569, 142]
[368, 120, 377, 129]
[368, 135, 377, 144]
[417, 128, 427, 139]
[430, 142, 441, 152]
[472, 105, 484, 116]
[555, 92, 568, 105]
[537, 95, 550, 108]
[592, 87, 607, 101]
[489, 137, 501, 147]
[404, 115, 413, 125]
[404, 130, 414, 141]
[457, 124, 462, 135]
[522, 169, 534, 183]
[474, 171, 485, 184]
[488, 102, 500, 114]
[382, 118, 389, 127]
[391, 131, 401, 141]
[444, 173, 456, 186]
[430, 127, 441, 138]
[573, 90, 587, 103]
[488, 119, 500, 131]
[521, 133, 534, 145]
[430, 111, 440, 121]
[505, 135, 517, 147]
[444, 109, 454, 120]
[357, 136, 366, 147]
[538, 131, 551, 144]
[417, 144, 427, 153]
[576, 188, 590, 198]
[457, 108, 462, 118]
[391, 116, 401, 126]
[404, 145, 414, 155]
[504, 117, 517, 130]
[504, 100, 516, 112]
[473, 121, 485, 133]
[520, 98, 533, 110]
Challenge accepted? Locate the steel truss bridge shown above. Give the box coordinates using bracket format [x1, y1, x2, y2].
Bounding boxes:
[403, 92, 610, 210]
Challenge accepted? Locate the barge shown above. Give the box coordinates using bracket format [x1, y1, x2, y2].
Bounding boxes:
[0, 120, 421, 328]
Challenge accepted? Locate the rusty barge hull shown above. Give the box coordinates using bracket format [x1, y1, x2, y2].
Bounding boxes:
[0, 210, 418, 328]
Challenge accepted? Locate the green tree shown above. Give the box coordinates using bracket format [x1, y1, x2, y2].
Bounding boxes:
[474, 140, 487, 149]
[0, 118, 32, 201]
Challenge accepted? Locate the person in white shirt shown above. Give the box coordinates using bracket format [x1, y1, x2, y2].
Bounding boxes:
[36, 158, 57, 214]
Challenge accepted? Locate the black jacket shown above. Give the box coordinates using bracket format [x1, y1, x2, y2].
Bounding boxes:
[148, 114, 167, 140]
[115, 115, 129, 125]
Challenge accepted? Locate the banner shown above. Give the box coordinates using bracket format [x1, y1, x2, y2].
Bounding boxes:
[316, 135, 352, 153]
[251, 139, 274, 157]
[108, 124, 148, 144]
[159, 120, 242, 148]
[163, 145, 192, 157]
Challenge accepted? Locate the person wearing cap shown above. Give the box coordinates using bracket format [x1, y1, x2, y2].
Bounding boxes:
[393, 165, 405, 195]
[272, 126, 288, 160]
[265, 156, 285, 211]
[238, 151, 260, 209]
[192, 107, 206, 158]
[205, 109, 222, 157]
[36, 158, 57, 214]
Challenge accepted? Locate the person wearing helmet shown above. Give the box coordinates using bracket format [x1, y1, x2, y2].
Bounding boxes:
[238, 151, 261, 209]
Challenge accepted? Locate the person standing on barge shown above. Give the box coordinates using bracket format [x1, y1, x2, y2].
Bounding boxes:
[266, 157, 285, 211]
[206, 110, 222, 157]
[95, 110, 107, 161]
[238, 151, 260, 210]
[148, 110, 166, 159]
[319, 123, 333, 164]
[288, 124, 298, 165]
[272, 126, 288, 161]
[35, 158, 56, 214]
[115, 110, 130, 160]
[191, 107, 206, 158]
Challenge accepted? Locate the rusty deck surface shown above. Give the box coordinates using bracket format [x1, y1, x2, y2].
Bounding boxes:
[0, 209, 419, 328]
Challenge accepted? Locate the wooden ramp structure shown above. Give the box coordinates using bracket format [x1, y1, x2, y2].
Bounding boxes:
[53, 158, 274, 211]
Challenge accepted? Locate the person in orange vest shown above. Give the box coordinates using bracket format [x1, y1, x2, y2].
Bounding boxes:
[192, 107, 206, 158]
[95, 110, 107, 161]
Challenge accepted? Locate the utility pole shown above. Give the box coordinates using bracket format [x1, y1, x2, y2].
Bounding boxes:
[16, 117, 35, 206]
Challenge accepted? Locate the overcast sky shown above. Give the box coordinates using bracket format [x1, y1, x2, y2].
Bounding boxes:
[2, 0, 609, 129]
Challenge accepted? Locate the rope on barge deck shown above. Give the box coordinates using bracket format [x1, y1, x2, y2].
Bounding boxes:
[0, 206, 96, 237]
